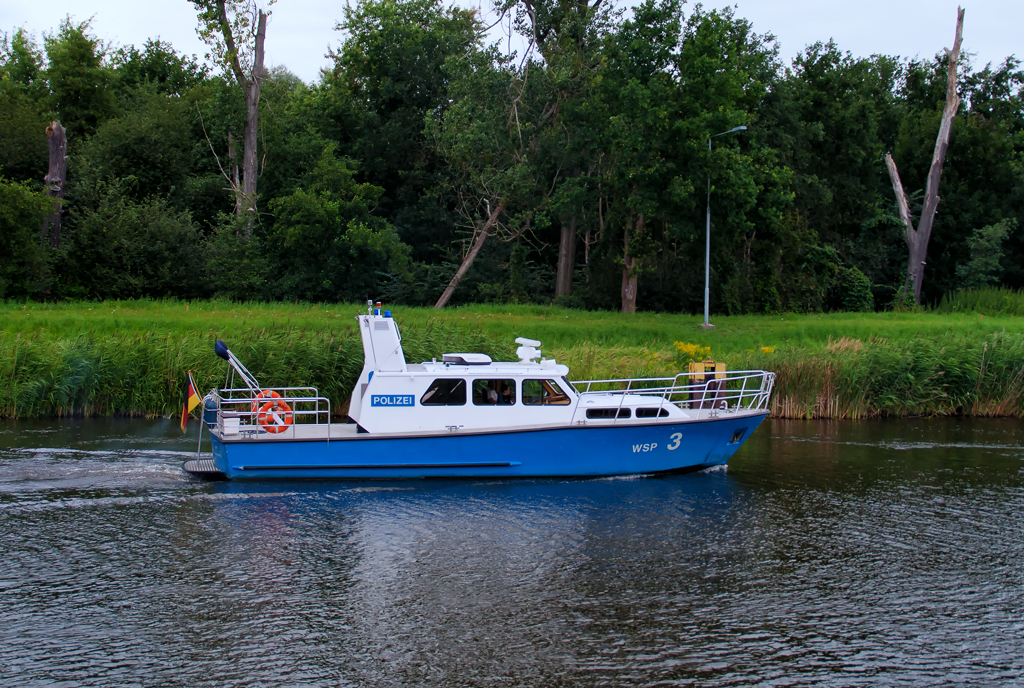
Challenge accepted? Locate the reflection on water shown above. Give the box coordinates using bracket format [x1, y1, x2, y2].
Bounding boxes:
[1, 417, 1023, 686]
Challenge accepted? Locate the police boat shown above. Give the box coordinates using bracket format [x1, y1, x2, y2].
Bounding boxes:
[183, 303, 775, 480]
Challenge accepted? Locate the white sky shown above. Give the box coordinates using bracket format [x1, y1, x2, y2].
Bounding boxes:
[2, 1, 1019, 84]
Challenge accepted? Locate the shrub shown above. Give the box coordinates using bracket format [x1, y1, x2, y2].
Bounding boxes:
[55, 185, 207, 299]
[955, 219, 1016, 288]
[0, 177, 51, 298]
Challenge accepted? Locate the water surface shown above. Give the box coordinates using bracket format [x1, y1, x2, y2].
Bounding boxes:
[1, 418, 1022, 686]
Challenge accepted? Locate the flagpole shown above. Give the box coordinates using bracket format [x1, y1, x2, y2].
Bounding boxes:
[196, 403, 204, 458]
[188, 371, 205, 459]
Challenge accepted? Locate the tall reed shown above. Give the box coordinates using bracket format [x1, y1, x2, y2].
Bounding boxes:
[935, 287, 1024, 316]
[735, 331, 1024, 418]
[4, 300, 1024, 419]
[0, 320, 513, 419]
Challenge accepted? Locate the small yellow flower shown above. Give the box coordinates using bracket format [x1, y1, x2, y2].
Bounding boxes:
[760, 346, 776, 354]
[673, 341, 710, 363]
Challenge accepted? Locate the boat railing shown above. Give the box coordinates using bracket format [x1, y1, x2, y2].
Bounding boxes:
[572, 369, 775, 420]
[211, 386, 333, 440]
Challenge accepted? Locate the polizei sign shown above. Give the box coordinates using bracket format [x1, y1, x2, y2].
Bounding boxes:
[371, 395, 415, 407]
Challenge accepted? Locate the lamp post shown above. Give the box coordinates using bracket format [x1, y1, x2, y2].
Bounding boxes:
[702, 125, 747, 330]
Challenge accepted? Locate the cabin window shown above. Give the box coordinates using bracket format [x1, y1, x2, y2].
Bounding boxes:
[523, 379, 571, 406]
[635, 407, 670, 418]
[472, 379, 517, 405]
[586, 408, 631, 419]
[420, 379, 466, 406]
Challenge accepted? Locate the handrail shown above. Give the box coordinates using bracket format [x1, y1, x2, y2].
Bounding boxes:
[571, 369, 775, 419]
[211, 385, 333, 441]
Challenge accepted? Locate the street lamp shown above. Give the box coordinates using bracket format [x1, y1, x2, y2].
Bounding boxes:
[702, 125, 747, 330]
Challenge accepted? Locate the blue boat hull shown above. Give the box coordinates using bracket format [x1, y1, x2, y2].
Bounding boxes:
[209, 413, 768, 480]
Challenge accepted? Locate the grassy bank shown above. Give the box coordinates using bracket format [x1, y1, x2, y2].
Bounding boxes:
[3, 299, 1024, 419]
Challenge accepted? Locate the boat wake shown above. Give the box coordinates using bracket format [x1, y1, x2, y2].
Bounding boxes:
[0, 488, 302, 514]
[781, 436, 1024, 453]
[0, 446, 197, 495]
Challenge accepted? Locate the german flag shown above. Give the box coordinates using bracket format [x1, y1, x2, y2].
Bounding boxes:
[180, 371, 201, 434]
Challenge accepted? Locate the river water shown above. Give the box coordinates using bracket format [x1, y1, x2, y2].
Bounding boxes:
[1, 418, 1022, 686]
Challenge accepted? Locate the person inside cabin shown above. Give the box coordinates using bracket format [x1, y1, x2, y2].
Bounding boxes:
[501, 383, 512, 405]
[487, 382, 499, 404]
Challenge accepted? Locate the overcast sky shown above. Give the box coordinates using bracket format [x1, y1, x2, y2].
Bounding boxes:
[2, 1, 1019, 84]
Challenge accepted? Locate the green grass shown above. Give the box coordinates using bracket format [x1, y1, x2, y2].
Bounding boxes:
[6, 298, 1021, 350]
[3, 298, 1024, 419]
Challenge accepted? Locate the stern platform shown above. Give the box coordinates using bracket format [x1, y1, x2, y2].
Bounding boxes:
[183, 458, 226, 480]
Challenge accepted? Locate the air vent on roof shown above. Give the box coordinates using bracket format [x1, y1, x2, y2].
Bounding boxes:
[442, 353, 492, 365]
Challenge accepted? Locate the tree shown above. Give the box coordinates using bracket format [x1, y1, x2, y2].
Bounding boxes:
[590, 2, 775, 313]
[43, 19, 117, 142]
[191, 0, 271, 228]
[891, 54, 1024, 301]
[756, 44, 904, 309]
[426, 35, 539, 308]
[502, 0, 617, 299]
[885, 7, 964, 303]
[327, 0, 478, 258]
[0, 30, 52, 183]
[600, 0, 687, 313]
[41, 121, 66, 247]
[111, 39, 209, 97]
[80, 90, 194, 201]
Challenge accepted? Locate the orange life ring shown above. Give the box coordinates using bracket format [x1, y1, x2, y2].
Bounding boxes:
[252, 389, 279, 410]
[252, 390, 293, 433]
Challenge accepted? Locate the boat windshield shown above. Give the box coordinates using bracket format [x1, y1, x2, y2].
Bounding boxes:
[523, 379, 571, 406]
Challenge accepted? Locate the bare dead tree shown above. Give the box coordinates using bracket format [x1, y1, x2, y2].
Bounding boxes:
[41, 121, 67, 248]
[193, 1, 269, 233]
[885, 6, 964, 303]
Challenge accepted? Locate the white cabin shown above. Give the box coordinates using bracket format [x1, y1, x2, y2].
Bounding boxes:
[347, 311, 693, 434]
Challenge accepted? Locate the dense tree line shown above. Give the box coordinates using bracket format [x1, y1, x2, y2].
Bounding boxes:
[1, 1, 1021, 312]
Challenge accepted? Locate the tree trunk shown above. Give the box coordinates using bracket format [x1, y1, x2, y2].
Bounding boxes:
[586, 194, 603, 273]
[555, 214, 577, 297]
[435, 202, 504, 309]
[238, 9, 267, 234]
[885, 7, 964, 303]
[621, 214, 642, 313]
[212, 1, 267, 231]
[41, 121, 67, 248]
[228, 132, 241, 216]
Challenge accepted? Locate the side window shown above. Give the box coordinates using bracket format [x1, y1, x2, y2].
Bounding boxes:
[635, 407, 669, 418]
[586, 408, 631, 419]
[523, 379, 571, 406]
[472, 379, 517, 406]
[420, 379, 466, 406]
